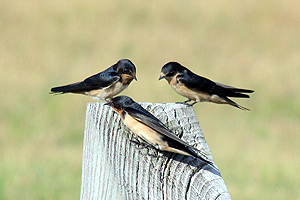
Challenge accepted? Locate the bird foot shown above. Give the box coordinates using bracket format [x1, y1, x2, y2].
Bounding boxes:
[175, 101, 195, 106]
[130, 140, 151, 149]
[130, 140, 159, 157]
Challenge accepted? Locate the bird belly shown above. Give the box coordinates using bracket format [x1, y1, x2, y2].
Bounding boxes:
[122, 114, 165, 148]
[172, 82, 211, 102]
[85, 82, 128, 100]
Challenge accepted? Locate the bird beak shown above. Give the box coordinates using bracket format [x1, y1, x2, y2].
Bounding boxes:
[104, 100, 112, 106]
[129, 71, 137, 81]
[158, 73, 165, 81]
[133, 74, 137, 81]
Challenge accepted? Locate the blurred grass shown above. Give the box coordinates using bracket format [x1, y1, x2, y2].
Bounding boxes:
[1, 0, 300, 199]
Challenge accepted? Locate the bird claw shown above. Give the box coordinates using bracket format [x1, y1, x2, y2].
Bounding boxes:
[189, 101, 198, 106]
[175, 100, 196, 106]
[130, 139, 150, 149]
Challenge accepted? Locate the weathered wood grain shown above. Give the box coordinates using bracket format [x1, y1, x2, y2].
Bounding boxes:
[80, 102, 231, 200]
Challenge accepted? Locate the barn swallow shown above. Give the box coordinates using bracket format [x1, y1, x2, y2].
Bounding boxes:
[50, 59, 137, 101]
[159, 62, 254, 111]
[105, 95, 212, 164]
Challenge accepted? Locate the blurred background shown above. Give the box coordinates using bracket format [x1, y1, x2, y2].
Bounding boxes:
[1, 0, 300, 199]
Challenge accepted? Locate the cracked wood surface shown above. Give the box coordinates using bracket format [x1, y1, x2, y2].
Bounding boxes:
[80, 102, 231, 200]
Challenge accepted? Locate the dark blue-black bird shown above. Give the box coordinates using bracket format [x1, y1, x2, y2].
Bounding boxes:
[50, 59, 137, 101]
[106, 95, 212, 164]
[159, 62, 254, 110]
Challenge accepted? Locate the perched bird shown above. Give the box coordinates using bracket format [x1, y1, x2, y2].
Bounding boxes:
[159, 62, 254, 110]
[50, 59, 137, 101]
[105, 95, 212, 164]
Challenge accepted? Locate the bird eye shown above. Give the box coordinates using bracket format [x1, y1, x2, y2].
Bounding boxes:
[166, 71, 175, 77]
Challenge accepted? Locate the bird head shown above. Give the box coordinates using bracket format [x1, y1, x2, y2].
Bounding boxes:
[159, 61, 186, 81]
[105, 95, 135, 111]
[116, 59, 137, 81]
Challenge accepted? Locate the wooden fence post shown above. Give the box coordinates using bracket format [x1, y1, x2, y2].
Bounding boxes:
[80, 102, 231, 200]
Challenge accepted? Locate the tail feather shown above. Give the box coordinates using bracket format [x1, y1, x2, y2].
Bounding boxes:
[234, 104, 250, 111]
[227, 88, 254, 93]
[185, 146, 213, 164]
[224, 97, 250, 111]
[216, 82, 254, 94]
[166, 138, 213, 165]
[228, 92, 250, 98]
[214, 85, 251, 98]
[50, 82, 86, 94]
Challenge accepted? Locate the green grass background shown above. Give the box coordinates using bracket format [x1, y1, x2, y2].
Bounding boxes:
[1, 0, 300, 199]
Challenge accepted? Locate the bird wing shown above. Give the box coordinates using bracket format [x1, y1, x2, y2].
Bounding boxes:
[124, 103, 212, 163]
[50, 71, 120, 93]
[124, 103, 190, 146]
[178, 73, 250, 98]
[83, 71, 120, 89]
[177, 73, 216, 94]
